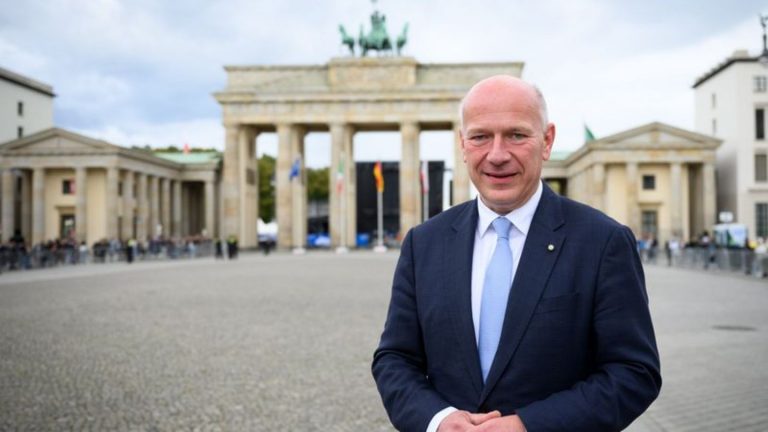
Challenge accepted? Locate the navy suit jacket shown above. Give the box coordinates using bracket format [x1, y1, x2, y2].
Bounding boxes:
[372, 184, 661, 432]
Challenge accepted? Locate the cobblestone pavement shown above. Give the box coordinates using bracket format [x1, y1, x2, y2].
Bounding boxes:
[0, 253, 766, 431]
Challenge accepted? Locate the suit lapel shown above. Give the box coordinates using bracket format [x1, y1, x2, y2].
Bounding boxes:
[445, 201, 484, 397]
[480, 185, 566, 403]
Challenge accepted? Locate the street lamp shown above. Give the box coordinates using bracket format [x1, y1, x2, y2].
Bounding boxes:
[759, 14, 768, 67]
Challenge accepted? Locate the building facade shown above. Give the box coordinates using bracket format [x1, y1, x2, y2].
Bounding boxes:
[694, 49, 768, 238]
[0, 128, 219, 245]
[544, 122, 720, 244]
[0, 67, 54, 143]
[215, 56, 524, 249]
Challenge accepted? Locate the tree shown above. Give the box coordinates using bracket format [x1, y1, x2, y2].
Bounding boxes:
[307, 167, 329, 200]
[259, 155, 276, 223]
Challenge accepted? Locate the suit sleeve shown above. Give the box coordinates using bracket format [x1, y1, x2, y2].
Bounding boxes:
[372, 229, 450, 432]
[515, 225, 662, 431]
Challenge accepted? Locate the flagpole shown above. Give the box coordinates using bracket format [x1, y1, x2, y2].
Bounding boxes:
[421, 161, 429, 223]
[374, 187, 386, 252]
[336, 153, 348, 254]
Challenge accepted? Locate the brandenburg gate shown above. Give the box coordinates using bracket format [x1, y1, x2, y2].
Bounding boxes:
[214, 57, 522, 249]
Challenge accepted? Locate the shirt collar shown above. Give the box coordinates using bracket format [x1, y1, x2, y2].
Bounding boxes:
[476, 180, 543, 237]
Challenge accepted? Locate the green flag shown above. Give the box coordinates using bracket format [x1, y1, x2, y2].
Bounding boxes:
[585, 125, 596, 142]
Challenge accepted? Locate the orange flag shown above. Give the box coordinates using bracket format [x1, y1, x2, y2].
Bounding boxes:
[373, 161, 384, 193]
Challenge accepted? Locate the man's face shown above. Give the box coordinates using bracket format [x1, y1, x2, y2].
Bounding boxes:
[460, 78, 555, 215]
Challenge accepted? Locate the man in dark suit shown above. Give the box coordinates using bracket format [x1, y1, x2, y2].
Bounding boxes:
[372, 76, 661, 432]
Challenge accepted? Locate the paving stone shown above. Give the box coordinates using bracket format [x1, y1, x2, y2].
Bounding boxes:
[0, 253, 765, 431]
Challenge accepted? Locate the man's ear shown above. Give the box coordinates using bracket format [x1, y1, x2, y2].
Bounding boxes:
[542, 123, 556, 161]
[459, 130, 468, 162]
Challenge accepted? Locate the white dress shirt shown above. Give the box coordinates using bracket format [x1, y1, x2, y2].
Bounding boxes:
[426, 181, 544, 432]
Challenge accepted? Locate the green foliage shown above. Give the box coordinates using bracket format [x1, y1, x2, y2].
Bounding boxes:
[259, 155, 276, 223]
[307, 167, 329, 200]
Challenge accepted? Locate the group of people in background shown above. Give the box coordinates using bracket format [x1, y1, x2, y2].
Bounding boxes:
[0, 232, 240, 273]
[636, 231, 768, 276]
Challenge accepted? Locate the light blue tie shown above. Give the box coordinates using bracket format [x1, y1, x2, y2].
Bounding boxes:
[479, 217, 513, 382]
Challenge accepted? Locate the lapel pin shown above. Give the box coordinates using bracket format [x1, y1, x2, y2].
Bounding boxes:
[547, 244, 555, 251]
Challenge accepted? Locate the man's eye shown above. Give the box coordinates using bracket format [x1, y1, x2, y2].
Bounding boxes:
[469, 134, 488, 143]
[511, 133, 527, 140]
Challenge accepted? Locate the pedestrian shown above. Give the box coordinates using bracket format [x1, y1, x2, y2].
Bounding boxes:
[372, 76, 660, 432]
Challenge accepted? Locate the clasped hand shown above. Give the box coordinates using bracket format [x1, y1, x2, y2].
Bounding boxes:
[437, 410, 527, 432]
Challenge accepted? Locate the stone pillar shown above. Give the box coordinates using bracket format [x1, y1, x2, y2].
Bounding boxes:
[221, 125, 240, 238]
[149, 175, 160, 239]
[400, 122, 421, 236]
[20, 171, 31, 242]
[276, 123, 294, 249]
[290, 126, 307, 250]
[105, 167, 119, 239]
[329, 123, 355, 248]
[75, 167, 88, 242]
[669, 162, 683, 238]
[625, 162, 640, 236]
[1, 169, 14, 242]
[703, 162, 716, 229]
[31, 168, 45, 244]
[173, 180, 182, 238]
[161, 177, 171, 237]
[344, 130, 356, 249]
[239, 127, 258, 248]
[136, 173, 148, 242]
[121, 170, 134, 240]
[452, 123, 471, 205]
[205, 180, 215, 238]
[592, 163, 606, 212]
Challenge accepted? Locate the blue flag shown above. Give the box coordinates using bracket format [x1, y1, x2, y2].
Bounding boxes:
[289, 157, 301, 180]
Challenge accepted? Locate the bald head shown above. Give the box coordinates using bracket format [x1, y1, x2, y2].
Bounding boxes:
[459, 75, 549, 132]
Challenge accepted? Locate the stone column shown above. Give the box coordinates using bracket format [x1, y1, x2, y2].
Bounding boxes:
[1, 169, 14, 242]
[121, 170, 134, 240]
[161, 177, 171, 237]
[329, 123, 355, 248]
[221, 125, 240, 238]
[173, 180, 182, 238]
[75, 167, 88, 242]
[703, 162, 716, 229]
[205, 180, 215, 238]
[105, 167, 119, 239]
[669, 162, 683, 238]
[289, 126, 308, 251]
[136, 173, 148, 242]
[149, 175, 160, 239]
[452, 122, 471, 205]
[592, 163, 606, 212]
[276, 123, 294, 249]
[32, 168, 45, 244]
[20, 171, 31, 242]
[344, 128, 356, 248]
[400, 122, 421, 236]
[625, 162, 640, 236]
[238, 127, 258, 247]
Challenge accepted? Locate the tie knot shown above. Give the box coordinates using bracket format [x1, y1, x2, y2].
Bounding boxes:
[492, 217, 511, 240]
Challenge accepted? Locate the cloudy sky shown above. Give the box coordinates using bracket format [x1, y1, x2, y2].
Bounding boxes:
[2, 0, 767, 168]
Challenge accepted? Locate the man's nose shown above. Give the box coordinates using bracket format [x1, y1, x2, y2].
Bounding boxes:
[486, 135, 511, 164]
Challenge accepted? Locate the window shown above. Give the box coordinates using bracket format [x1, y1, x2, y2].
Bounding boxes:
[642, 175, 656, 190]
[711, 93, 716, 108]
[17, 101, 23, 116]
[757, 108, 765, 140]
[62, 179, 75, 195]
[17, 126, 23, 138]
[642, 210, 658, 237]
[755, 76, 768, 93]
[118, 181, 123, 197]
[757, 203, 768, 238]
[757, 154, 768, 182]
[712, 118, 717, 135]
